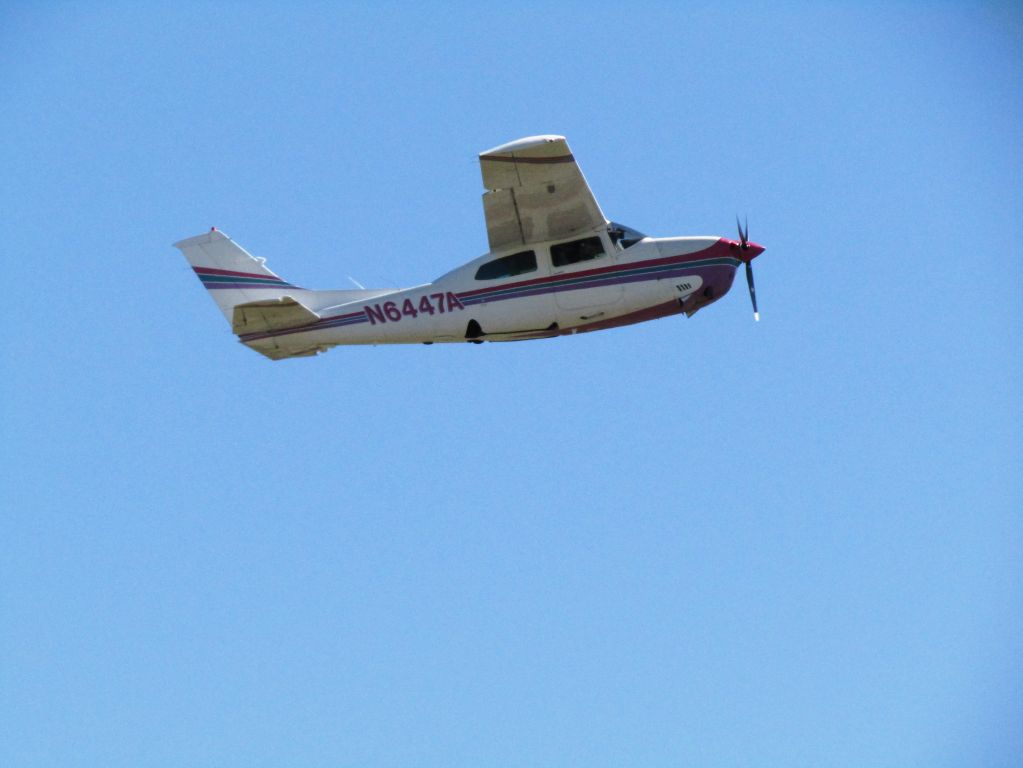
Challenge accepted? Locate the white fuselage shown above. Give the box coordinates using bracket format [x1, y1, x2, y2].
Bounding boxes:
[236, 231, 742, 358]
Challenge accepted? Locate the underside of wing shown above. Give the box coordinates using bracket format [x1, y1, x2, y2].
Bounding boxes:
[479, 135, 607, 251]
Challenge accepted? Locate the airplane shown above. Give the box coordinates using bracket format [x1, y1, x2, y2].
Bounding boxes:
[175, 135, 765, 360]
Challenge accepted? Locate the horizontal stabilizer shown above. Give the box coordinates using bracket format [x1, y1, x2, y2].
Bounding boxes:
[231, 296, 320, 334]
[243, 336, 329, 360]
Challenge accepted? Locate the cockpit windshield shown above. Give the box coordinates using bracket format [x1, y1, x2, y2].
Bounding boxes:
[608, 222, 647, 249]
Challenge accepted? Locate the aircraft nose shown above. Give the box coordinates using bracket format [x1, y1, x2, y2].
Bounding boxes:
[744, 241, 765, 260]
[726, 238, 766, 262]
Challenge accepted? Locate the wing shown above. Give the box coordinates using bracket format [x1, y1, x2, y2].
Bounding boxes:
[479, 135, 607, 251]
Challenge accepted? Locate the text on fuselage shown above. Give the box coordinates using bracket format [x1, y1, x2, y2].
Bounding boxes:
[364, 292, 465, 325]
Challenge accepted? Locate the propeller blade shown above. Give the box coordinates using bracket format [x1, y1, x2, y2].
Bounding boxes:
[735, 215, 748, 247]
[745, 260, 759, 321]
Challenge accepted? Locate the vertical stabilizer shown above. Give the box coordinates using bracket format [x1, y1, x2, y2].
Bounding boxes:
[174, 229, 300, 322]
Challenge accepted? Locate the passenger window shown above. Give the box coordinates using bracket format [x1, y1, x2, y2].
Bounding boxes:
[474, 250, 537, 280]
[551, 236, 605, 268]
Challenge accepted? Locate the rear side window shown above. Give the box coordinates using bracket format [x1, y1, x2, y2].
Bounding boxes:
[551, 236, 605, 267]
[475, 250, 537, 280]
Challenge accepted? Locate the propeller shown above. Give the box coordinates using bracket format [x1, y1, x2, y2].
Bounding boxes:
[736, 215, 759, 321]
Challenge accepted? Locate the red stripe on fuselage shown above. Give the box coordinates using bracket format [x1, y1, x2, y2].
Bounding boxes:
[459, 239, 730, 299]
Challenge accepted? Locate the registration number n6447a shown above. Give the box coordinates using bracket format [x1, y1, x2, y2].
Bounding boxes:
[364, 292, 465, 325]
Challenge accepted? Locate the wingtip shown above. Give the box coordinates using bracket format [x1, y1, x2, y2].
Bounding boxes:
[481, 134, 567, 156]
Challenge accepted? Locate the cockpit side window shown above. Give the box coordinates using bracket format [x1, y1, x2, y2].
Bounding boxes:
[475, 250, 537, 281]
[608, 222, 647, 249]
[550, 236, 605, 267]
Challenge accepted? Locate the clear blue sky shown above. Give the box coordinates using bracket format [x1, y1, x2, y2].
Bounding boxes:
[2, 2, 1021, 766]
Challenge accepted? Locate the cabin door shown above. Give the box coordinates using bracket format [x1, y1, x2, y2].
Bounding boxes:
[551, 232, 624, 314]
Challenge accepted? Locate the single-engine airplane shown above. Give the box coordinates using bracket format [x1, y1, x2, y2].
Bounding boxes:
[175, 135, 765, 360]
